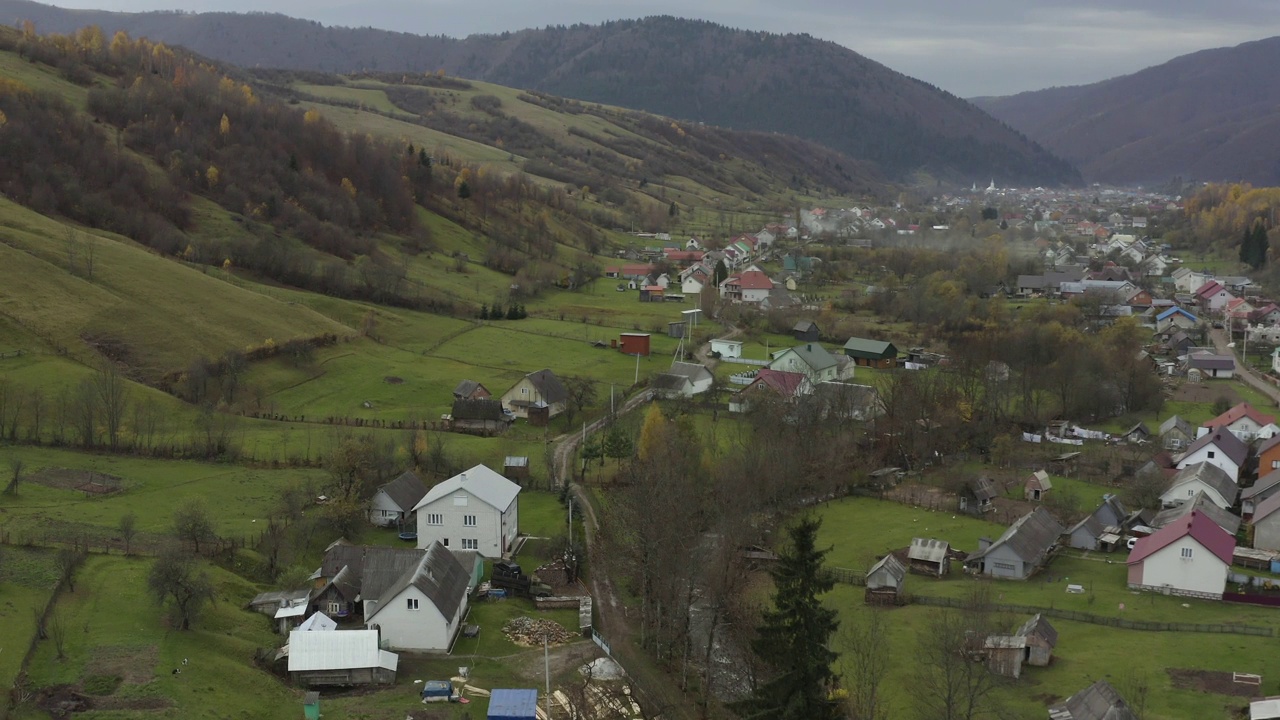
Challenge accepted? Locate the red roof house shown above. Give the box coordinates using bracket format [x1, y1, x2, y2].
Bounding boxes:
[1126, 511, 1234, 600]
[1202, 402, 1276, 442]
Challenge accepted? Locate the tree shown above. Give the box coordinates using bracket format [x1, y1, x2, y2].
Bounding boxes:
[172, 499, 217, 555]
[148, 546, 215, 630]
[636, 403, 668, 462]
[842, 609, 891, 720]
[56, 547, 85, 592]
[561, 376, 597, 430]
[914, 588, 1004, 720]
[119, 511, 138, 556]
[713, 259, 729, 287]
[5, 457, 23, 495]
[668, 201, 678, 217]
[93, 363, 128, 450]
[981, 206, 998, 221]
[602, 425, 634, 467]
[457, 180, 472, 199]
[734, 516, 840, 720]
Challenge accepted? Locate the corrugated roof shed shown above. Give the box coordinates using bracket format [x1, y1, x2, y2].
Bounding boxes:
[1048, 679, 1138, 720]
[865, 554, 905, 589]
[287, 630, 398, 672]
[488, 688, 539, 720]
[415, 464, 521, 513]
[909, 538, 949, 564]
[842, 337, 898, 360]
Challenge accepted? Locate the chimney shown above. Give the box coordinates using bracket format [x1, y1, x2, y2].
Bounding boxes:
[978, 537, 992, 551]
[460, 473, 467, 484]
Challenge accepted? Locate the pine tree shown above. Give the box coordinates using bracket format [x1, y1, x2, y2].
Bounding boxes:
[1240, 225, 1254, 266]
[734, 516, 841, 720]
[479, 305, 489, 320]
[1254, 222, 1270, 269]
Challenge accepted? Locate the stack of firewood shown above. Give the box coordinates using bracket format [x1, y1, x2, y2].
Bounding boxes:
[502, 616, 574, 646]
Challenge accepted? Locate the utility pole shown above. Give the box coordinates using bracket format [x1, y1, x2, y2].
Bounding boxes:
[544, 633, 553, 719]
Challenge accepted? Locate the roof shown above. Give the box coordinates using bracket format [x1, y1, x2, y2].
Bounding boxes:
[1187, 354, 1235, 371]
[521, 369, 567, 405]
[1152, 491, 1241, 536]
[453, 379, 484, 398]
[792, 320, 819, 332]
[1156, 307, 1197, 322]
[909, 538, 950, 564]
[1067, 496, 1128, 540]
[1243, 468, 1280, 500]
[376, 471, 429, 513]
[297, 612, 337, 632]
[1027, 470, 1053, 491]
[865, 554, 906, 588]
[1251, 490, 1280, 524]
[744, 369, 807, 399]
[842, 337, 898, 359]
[287, 629, 398, 673]
[651, 373, 691, 392]
[1128, 510, 1234, 566]
[1253, 697, 1280, 720]
[249, 588, 311, 609]
[1182, 429, 1248, 469]
[1016, 614, 1058, 646]
[451, 397, 507, 422]
[365, 541, 470, 622]
[1159, 415, 1192, 436]
[414, 464, 521, 513]
[968, 476, 999, 502]
[1048, 680, 1138, 720]
[966, 507, 1065, 564]
[1166, 461, 1238, 506]
[776, 344, 838, 372]
[667, 361, 712, 382]
[1204, 403, 1276, 431]
[1194, 280, 1226, 298]
[728, 270, 774, 290]
[488, 689, 539, 719]
[358, 547, 432, 606]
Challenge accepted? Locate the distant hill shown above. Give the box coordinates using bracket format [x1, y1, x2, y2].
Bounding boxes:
[0, 1, 1081, 186]
[971, 37, 1280, 186]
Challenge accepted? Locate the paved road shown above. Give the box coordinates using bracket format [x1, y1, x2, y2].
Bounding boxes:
[1209, 327, 1280, 406]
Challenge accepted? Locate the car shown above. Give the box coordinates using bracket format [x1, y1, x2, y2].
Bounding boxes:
[1213, 321, 1225, 329]
[1126, 537, 1139, 550]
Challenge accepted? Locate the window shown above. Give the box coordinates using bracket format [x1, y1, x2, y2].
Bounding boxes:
[406, 598, 419, 611]
[521, 387, 528, 395]
[426, 513, 443, 525]
[1181, 547, 1193, 559]
[453, 495, 469, 507]
[328, 602, 341, 614]
[993, 561, 1017, 571]
[1272, 460, 1279, 469]
[462, 539, 479, 550]
[442, 538, 449, 547]
[1189, 489, 1196, 496]
[1207, 450, 1215, 459]
[464, 515, 477, 527]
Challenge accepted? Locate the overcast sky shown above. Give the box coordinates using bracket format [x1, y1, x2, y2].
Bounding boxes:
[45, 0, 1280, 96]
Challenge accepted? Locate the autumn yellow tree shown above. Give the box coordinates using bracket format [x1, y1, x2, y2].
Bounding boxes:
[219, 113, 230, 136]
[340, 177, 357, 198]
[205, 164, 220, 188]
[637, 403, 669, 462]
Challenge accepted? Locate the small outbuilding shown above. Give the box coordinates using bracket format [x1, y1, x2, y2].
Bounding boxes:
[488, 688, 539, 720]
[619, 333, 651, 356]
[908, 538, 951, 577]
[1025, 470, 1053, 502]
[792, 320, 820, 342]
[842, 337, 898, 368]
[710, 338, 743, 358]
[286, 629, 398, 687]
[1017, 614, 1057, 667]
[960, 477, 999, 515]
[503, 456, 530, 482]
[864, 554, 906, 605]
[368, 470, 430, 527]
[1049, 679, 1139, 720]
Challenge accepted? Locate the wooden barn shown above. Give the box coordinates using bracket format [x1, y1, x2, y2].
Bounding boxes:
[503, 456, 530, 483]
[449, 399, 512, 436]
[842, 337, 898, 369]
[1017, 614, 1057, 667]
[1025, 470, 1053, 501]
[792, 320, 820, 342]
[864, 554, 906, 605]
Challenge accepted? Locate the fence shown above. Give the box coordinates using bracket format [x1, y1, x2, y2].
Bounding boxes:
[729, 369, 759, 385]
[830, 567, 865, 586]
[911, 595, 1275, 637]
[1223, 593, 1280, 608]
[719, 357, 769, 366]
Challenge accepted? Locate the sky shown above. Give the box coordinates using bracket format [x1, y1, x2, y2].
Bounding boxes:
[43, 0, 1280, 96]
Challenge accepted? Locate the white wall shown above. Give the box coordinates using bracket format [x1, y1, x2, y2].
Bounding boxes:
[1137, 538, 1227, 598]
[1176, 447, 1240, 484]
[366, 586, 466, 651]
[416, 488, 505, 557]
[368, 489, 404, 526]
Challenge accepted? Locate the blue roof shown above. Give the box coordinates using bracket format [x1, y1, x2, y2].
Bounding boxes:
[488, 689, 539, 720]
[1157, 307, 1196, 322]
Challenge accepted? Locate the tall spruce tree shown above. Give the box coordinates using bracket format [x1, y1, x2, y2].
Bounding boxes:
[735, 516, 841, 720]
[1240, 224, 1253, 266]
[1253, 222, 1270, 270]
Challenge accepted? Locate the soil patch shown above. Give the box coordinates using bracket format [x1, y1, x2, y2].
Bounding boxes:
[84, 645, 159, 685]
[1171, 383, 1243, 406]
[384, 376, 404, 384]
[35, 684, 173, 717]
[1167, 668, 1261, 697]
[27, 468, 124, 495]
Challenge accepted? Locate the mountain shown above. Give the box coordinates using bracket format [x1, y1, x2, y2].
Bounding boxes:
[0, 0, 1081, 186]
[971, 37, 1280, 186]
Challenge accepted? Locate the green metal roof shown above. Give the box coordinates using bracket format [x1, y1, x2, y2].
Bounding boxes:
[842, 338, 898, 359]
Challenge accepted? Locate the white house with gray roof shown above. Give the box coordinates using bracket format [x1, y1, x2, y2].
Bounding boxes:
[1160, 462, 1238, 510]
[363, 541, 470, 652]
[413, 464, 520, 558]
[768, 343, 839, 383]
[964, 507, 1064, 580]
[368, 470, 429, 528]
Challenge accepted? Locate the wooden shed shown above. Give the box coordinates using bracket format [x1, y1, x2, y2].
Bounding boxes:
[619, 333, 651, 357]
[1017, 614, 1057, 667]
[1025, 470, 1053, 501]
[842, 337, 898, 368]
[793, 320, 820, 342]
[864, 554, 906, 606]
[907, 538, 951, 577]
[503, 456, 530, 482]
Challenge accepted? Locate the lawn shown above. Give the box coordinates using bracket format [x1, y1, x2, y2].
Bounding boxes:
[0, 547, 61, 706]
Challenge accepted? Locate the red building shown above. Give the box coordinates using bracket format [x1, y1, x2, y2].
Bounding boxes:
[619, 333, 651, 357]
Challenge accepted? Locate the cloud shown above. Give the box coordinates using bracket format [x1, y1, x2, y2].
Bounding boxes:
[44, 0, 1280, 96]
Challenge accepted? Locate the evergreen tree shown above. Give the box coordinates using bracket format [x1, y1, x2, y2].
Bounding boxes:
[668, 201, 678, 217]
[457, 180, 471, 199]
[479, 304, 489, 320]
[1253, 222, 1270, 270]
[1240, 225, 1254, 266]
[713, 259, 729, 286]
[506, 304, 519, 320]
[734, 516, 841, 720]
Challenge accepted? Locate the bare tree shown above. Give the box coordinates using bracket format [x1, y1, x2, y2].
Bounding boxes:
[25, 388, 45, 442]
[51, 386, 70, 446]
[561, 376, 598, 430]
[119, 512, 138, 556]
[1117, 667, 1152, 720]
[72, 378, 99, 447]
[148, 546, 215, 630]
[94, 363, 128, 450]
[914, 591, 1005, 720]
[49, 609, 67, 660]
[55, 547, 85, 593]
[5, 457, 24, 495]
[220, 349, 246, 404]
[842, 610, 892, 720]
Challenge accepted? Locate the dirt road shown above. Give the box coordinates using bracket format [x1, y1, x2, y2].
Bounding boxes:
[1208, 327, 1280, 406]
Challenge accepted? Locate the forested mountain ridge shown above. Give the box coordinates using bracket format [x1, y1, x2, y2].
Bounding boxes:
[971, 36, 1280, 186]
[0, 0, 1082, 186]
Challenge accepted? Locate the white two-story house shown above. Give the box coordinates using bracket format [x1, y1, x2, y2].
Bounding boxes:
[413, 464, 520, 558]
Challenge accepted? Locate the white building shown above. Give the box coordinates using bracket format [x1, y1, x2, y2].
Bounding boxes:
[363, 542, 470, 652]
[413, 465, 520, 558]
[1126, 511, 1233, 600]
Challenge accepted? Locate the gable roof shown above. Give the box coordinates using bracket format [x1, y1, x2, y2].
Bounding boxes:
[967, 507, 1065, 564]
[377, 471, 429, 513]
[1203, 403, 1276, 431]
[793, 320, 819, 333]
[453, 379, 485, 398]
[1048, 680, 1138, 720]
[1187, 354, 1235, 371]
[287, 629, 397, 673]
[1152, 491, 1241, 536]
[414, 464, 520, 513]
[728, 270, 774, 290]
[744, 368, 807, 399]
[909, 537, 950, 564]
[1251, 489, 1280, 524]
[667, 361, 712, 383]
[364, 541, 470, 622]
[842, 337, 897, 359]
[865, 554, 906, 588]
[1127, 510, 1234, 566]
[1027, 470, 1053, 492]
[1066, 495, 1128, 540]
[1156, 307, 1197, 323]
[968, 476, 999, 502]
[1166, 461, 1238, 506]
[522, 369, 567, 404]
[1243, 468, 1280, 501]
[1158, 415, 1192, 437]
[651, 373, 692, 392]
[1194, 280, 1226, 298]
[1016, 614, 1058, 647]
[297, 611, 337, 632]
[451, 397, 507, 422]
[777, 343, 838, 372]
[1182, 429, 1248, 468]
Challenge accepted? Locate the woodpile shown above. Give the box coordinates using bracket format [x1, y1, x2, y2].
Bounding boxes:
[502, 616, 574, 646]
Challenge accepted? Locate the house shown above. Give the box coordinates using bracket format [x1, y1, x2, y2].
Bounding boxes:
[1126, 510, 1234, 600]
[864, 554, 906, 605]
[1250, 491, 1280, 551]
[413, 464, 520, 558]
[1048, 680, 1139, 720]
[501, 370, 568, 422]
[1174, 430, 1247, 483]
[651, 362, 714, 399]
[907, 538, 951, 576]
[368, 471, 429, 528]
[1064, 495, 1127, 551]
[960, 477, 999, 515]
[1155, 307, 1199, 333]
[963, 507, 1064, 579]
[720, 270, 773, 303]
[842, 338, 898, 369]
[1018, 614, 1058, 666]
[1202, 403, 1276, 442]
[1243, 468, 1280, 516]
[710, 338, 742, 358]
[805, 382, 881, 421]
[1161, 462, 1238, 510]
[286, 629, 398, 687]
[729, 369, 809, 412]
[792, 320, 820, 342]
[1158, 415, 1195, 451]
[453, 380, 491, 401]
[1025, 470, 1053, 501]
[769, 344, 840, 383]
[1193, 280, 1236, 312]
[1152, 490, 1241, 536]
[363, 541, 470, 652]
[450, 398, 513, 435]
